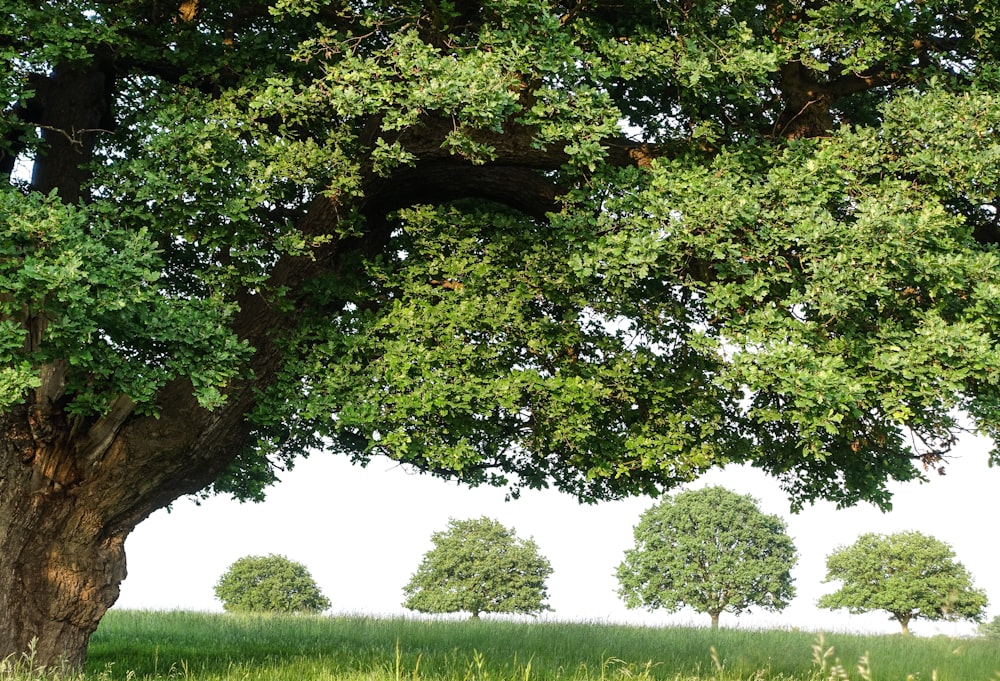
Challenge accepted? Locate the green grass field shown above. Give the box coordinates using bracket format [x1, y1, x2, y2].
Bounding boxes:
[4, 611, 998, 681]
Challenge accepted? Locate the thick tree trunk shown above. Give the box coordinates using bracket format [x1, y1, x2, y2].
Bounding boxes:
[0, 62, 127, 667]
[0, 419, 127, 666]
[0, 232, 323, 666]
[709, 611, 721, 630]
[0, 51, 334, 666]
[0, 371, 265, 667]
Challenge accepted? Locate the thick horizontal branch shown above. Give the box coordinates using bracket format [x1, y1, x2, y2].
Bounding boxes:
[367, 163, 562, 220]
[391, 115, 661, 171]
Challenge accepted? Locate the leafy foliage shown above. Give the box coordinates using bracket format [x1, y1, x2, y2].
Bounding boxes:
[1, 0, 999, 513]
[818, 531, 988, 635]
[616, 486, 797, 628]
[213, 554, 331, 614]
[0, 188, 250, 412]
[0, 0, 998, 510]
[978, 615, 1000, 639]
[402, 517, 552, 619]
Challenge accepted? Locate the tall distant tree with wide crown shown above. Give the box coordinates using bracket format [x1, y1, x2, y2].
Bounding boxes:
[3, 0, 1000, 667]
[818, 531, 988, 635]
[617, 486, 797, 629]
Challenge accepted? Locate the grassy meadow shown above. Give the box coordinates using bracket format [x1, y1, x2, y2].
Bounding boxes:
[83, 611, 1000, 681]
[4, 611, 997, 681]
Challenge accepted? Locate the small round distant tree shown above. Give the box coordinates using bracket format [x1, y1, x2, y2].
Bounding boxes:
[616, 486, 797, 629]
[214, 554, 331, 614]
[978, 615, 1000, 639]
[818, 531, 988, 635]
[403, 517, 553, 620]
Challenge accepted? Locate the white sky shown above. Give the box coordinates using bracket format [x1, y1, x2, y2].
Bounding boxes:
[115, 431, 999, 637]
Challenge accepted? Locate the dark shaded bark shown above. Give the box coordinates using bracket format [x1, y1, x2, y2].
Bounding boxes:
[774, 63, 836, 139]
[28, 64, 113, 204]
[372, 163, 562, 220]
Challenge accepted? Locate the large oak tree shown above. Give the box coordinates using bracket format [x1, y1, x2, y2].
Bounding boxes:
[2, 0, 999, 667]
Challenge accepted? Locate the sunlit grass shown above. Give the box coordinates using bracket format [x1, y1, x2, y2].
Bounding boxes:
[14, 610, 978, 681]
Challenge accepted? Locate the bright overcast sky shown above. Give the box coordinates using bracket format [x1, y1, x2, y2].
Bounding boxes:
[117, 431, 999, 637]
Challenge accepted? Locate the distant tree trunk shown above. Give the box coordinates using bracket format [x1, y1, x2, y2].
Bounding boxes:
[896, 614, 912, 636]
[709, 611, 721, 630]
[470, 611, 481, 621]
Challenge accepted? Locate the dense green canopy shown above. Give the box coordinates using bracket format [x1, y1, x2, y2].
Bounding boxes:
[4, 1, 1000, 512]
[403, 517, 553, 619]
[214, 554, 332, 614]
[2, 0, 1000, 665]
[818, 531, 988, 635]
[617, 486, 797, 628]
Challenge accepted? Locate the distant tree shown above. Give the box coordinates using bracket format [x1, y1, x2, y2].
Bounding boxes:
[214, 554, 331, 614]
[818, 531, 988, 635]
[616, 486, 797, 629]
[403, 517, 552, 620]
[978, 615, 1000, 639]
